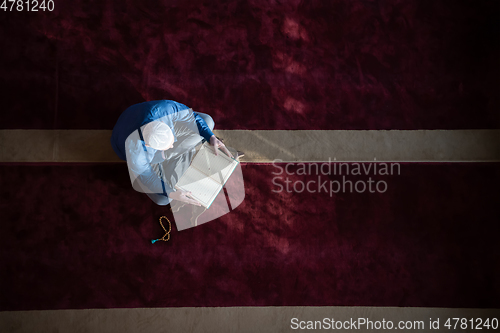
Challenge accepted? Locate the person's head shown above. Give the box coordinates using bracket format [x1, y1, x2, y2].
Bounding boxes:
[142, 121, 174, 150]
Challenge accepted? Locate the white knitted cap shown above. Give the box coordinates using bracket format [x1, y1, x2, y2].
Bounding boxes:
[142, 121, 174, 150]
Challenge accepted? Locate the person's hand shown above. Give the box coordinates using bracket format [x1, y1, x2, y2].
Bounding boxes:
[169, 190, 201, 206]
[209, 135, 233, 158]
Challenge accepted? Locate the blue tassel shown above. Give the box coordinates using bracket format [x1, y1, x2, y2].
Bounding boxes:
[151, 239, 158, 244]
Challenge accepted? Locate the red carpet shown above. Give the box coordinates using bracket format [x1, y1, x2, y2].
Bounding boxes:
[1, 162, 498, 310]
[1, 0, 499, 130]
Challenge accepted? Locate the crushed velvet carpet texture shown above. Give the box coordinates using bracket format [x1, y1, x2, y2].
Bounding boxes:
[0, 163, 498, 310]
[0, 0, 499, 130]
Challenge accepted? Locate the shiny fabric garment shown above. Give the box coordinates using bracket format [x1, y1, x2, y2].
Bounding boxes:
[111, 100, 214, 161]
[110, 100, 215, 205]
[146, 111, 217, 206]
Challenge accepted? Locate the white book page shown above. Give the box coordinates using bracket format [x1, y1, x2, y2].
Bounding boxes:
[176, 166, 222, 208]
[192, 143, 238, 185]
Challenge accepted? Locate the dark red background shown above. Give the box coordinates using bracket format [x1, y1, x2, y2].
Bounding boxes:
[1, 0, 499, 311]
[0, 163, 499, 310]
[1, 0, 499, 130]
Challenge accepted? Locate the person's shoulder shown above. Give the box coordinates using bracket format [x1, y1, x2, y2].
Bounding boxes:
[138, 100, 191, 125]
[125, 134, 143, 154]
[125, 139, 151, 169]
[155, 100, 190, 113]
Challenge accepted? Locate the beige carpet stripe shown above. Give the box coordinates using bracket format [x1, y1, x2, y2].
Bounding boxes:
[0, 129, 499, 163]
[1, 306, 499, 333]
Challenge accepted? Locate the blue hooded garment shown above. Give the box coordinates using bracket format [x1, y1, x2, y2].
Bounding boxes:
[111, 100, 214, 161]
[110, 100, 214, 199]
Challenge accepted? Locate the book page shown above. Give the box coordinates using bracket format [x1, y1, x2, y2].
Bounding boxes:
[176, 166, 222, 208]
[191, 143, 239, 185]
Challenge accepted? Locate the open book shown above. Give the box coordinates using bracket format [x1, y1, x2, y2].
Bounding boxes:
[175, 142, 239, 208]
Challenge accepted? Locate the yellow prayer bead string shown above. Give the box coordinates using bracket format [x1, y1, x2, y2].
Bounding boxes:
[151, 216, 171, 244]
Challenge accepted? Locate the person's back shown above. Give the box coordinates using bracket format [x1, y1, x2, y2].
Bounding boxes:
[111, 100, 188, 161]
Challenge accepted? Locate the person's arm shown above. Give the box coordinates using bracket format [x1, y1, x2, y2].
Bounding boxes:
[169, 190, 201, 206]
[133, 142, 201, 206]
[132, 162, 201, 206]
[209, 135, 234, 158]
[129, 158, 171, 196]
[125, 133, 170, 196]
[192, 111, 215, 142]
